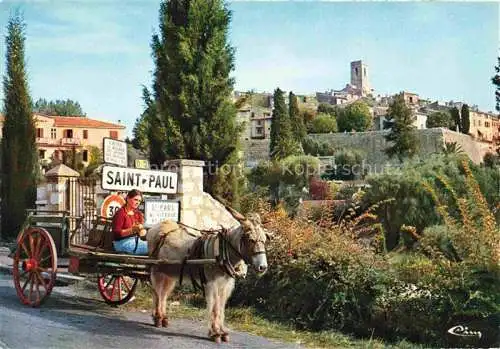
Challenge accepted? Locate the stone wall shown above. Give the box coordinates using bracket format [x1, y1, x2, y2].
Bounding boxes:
[242, 128, 490, 170]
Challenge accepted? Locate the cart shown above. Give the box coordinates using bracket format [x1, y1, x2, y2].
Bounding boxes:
[12, 209, 215, 307]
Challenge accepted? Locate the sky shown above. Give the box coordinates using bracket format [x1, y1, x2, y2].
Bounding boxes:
[0, 0, 498, 137]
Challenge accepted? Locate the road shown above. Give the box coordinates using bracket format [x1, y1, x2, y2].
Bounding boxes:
[0, 274, 301, 349]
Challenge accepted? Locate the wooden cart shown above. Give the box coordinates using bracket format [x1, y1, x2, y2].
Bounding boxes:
[12, 210, 214, 307]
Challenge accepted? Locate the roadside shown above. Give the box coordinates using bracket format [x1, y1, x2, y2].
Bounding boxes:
[0, 244, 419, 349]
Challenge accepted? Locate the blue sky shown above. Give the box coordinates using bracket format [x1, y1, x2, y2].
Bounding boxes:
[0, 0, 498, 137]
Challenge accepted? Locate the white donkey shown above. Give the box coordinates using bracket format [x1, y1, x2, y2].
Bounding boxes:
[146, 206, 269, 343]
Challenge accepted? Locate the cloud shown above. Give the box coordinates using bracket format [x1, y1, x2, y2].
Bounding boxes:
[27, 3, 143, 55]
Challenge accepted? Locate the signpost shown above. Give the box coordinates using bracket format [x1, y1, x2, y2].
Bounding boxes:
[103, 138, 128, 167]
[144, 199, 180, 227]
[100, 194, 126, 219]
[101, 166, 178, 194]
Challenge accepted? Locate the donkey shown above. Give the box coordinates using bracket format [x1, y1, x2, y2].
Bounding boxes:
[146, 206, 269, 343]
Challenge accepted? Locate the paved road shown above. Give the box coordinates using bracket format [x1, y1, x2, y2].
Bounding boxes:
[0, 274, 300, 349]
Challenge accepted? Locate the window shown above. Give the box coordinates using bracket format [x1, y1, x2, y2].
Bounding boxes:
[83, 130, 88, 139]
[51, 128, 57, 139]
[82, 150, 88, 162]
[38, 149, 46, 159]
[109, 130, 118, 139]
[36, 128, 43, 138]
[256, 120, 263, 126]
[355, 67, 359, 76]
[409, 97, 413, 103]
[64, 129, 73, 138]
[485, 122, 490, 128]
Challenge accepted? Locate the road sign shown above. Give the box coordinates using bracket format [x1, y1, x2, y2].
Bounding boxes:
[144, 199, 180, 227]
[101, 165, 178, 194]
[100, 194, 126, 219]
[135, 159, 150, 169]
[103, 138, 128, 167]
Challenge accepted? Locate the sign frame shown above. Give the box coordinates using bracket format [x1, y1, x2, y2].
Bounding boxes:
[143, 198, 181, 227]
[103, 137, 128, 167]
[101, 165, 178, 194]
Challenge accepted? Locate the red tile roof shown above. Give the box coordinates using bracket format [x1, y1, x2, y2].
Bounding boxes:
[0, 114, 125, 129]
[51, 116, 125, 129]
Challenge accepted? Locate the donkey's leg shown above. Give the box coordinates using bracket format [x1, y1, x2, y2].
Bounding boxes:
[219, 277, 235, 342]
[159, 275, 177, 327]
[150, 269, 164, 327]
[205, 280, 222, 342]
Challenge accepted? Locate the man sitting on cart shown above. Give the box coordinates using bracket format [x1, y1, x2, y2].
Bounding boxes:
[112, 189, 148, 255]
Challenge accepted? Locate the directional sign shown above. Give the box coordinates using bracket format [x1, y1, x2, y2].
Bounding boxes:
[100, 194, 126, 218]
[144, 199, 180, 227]
[103, 138, 128, 167]
[101, 166, 178, 194]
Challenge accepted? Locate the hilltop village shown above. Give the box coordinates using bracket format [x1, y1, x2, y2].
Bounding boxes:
[235, 60, 499, 168]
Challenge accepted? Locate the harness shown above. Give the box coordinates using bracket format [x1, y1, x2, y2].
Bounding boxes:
[157, 223, 251, 294]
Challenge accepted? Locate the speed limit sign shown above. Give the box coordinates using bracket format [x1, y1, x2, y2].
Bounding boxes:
[100, 194, 126, 219]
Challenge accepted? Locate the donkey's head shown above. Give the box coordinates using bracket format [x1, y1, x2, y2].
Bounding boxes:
[226, 206, 270, 274]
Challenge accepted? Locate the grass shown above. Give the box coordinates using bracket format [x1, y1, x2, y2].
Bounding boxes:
[82, 282, 421, 349]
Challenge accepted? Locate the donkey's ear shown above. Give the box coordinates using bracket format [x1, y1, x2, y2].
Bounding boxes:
[264, 228, 273, 240]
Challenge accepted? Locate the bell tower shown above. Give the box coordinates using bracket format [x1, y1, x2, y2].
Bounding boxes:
[350, 60, 371, 96]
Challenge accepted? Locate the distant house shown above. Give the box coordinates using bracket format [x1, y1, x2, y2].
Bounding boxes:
[0, 114, 126, 165]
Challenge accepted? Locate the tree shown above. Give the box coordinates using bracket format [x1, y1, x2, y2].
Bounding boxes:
[317, 103, 336, 115]
[307, 113, 338, 133]
[132, 88, 152, 153]
[1, 14, 37, 239]
[149, 0, 242, 203]
[384, 94, 419, 161]
[269, 88, 300, 160]
[461, 104, 470, 134]
[289, 92, 306, 144]
[450, 107, 461, 132]
[33, 98, 85, 116]
[337, 100, 372, 132]
[492, 57, 500, 112]
[426, 111, 453, 129]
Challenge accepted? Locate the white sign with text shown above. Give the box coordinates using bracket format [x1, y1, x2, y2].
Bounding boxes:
[103, 138, 128, 167]
[144, 199, 180, 227]
[101, 166, 178, 194]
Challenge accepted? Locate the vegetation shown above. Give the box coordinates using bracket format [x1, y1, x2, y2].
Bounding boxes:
[425, 111, 452, 129]
[461, 104, 470, 134]
[302, 137, 336, 156]
[384, 94, 419, 161]
[307, 113, 338, 134]
[289, 91, 306, 144]
[143, 0, 242, 204]
[1, 14, 37, 239]
[492, 56, 500, 112]
[233, 160, 499, 347]
[450, 106, 461, 132]
[33, 98, 85, 116]
[269, 88, 301, 160]
[322, 149, 365, 181]
[337, 100, 372, 132]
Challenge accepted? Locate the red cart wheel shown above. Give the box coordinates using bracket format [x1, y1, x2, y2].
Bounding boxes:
[12, 227, 58, 307]
[97, 274, 138, 305]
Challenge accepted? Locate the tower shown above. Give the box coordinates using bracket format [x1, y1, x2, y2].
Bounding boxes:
[350, 60, 371, 96]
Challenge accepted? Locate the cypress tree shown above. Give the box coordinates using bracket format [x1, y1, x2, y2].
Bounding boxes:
[149, 0, 242, 203]
[492, 57, 500, 112]
[450, 107, 461, 132]
[384, 94, 419, 162]
[289, 92, 306, 145]
[1, 14, 37, 239]
[269, 88, 299, 160]
[461, 104, 470, 134]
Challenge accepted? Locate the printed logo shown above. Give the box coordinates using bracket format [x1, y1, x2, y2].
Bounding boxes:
[447, 325, 482, 339]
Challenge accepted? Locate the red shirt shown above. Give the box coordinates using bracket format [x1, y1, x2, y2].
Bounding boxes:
[112, 206, 144, 240]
